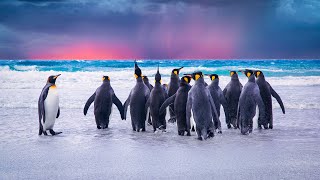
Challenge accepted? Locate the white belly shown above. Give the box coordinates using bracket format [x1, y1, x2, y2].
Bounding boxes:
[43, 87, 59, 130]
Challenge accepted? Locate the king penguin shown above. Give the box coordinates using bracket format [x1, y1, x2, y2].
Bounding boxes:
[142, 75, 153, 125]
[206, 74, 228, 133]
[145, 65, 168, 132]
[142, 76, 154, 91]
[83, 76, 124, 129]
[123, 61, 150, 132]
[223, 71, 243, 129]
[160, 76, 192, 136]
[238, 69, 266, 135]
[185, 72, 219, 140]
[167, 67, 184, 123]
[254, 70, 285, 129]
[38, 74, 62, 136]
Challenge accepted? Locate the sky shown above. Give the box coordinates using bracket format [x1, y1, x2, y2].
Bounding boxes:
[0, 0, 319, 59]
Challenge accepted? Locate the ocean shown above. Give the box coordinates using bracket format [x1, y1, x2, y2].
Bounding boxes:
[1, 59, 320, 179]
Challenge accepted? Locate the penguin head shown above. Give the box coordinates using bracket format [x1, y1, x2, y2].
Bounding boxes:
[185, 71, 203, 81]
[155, 65, 162, 83]
[229, 71, 238, 78]
[102, 76, 110, 82]
[172, 67, 183, 76]
[181, 76, 192, 84]
[254, 70, 264, 78]
[47, 74, 61, 84]
[134, 60, 142, 79]
[240, 69, 254, 78]
[142, 76, 149, 83]
[206, 74, 219, 81]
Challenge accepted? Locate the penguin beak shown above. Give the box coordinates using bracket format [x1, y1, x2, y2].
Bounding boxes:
[54, 74, 61, 79]
[178, 67, 184, 71]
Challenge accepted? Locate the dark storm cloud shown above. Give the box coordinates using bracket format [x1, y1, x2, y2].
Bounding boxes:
[0, 0, 319, 59]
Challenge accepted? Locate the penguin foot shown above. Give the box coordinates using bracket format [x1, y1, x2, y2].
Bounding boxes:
[269, 125, 273, 129]
[186, 131, 191, 136]
[142, 128, 146, 132]
[178, 131, 184, 136]
[208, 132, 214, 138]
[197, 137, 203, 141]
[218, 130, 222, 134]
[49, 129, 62, 136]
[258, 124, 262, 129]
[168, 117, 176, 123]
[227, 124, 232, 129]
[97, 126, 101, 129]
[263, 125, 269, 129]
[191, 126, 195, 132]
[43, 131, 48, 136]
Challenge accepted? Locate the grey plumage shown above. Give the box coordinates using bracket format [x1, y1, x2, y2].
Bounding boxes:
[167, 67, 183, 123]
[160, 76, 192, 136]
[145, 66, 167, 132]
[83, 76, 124, 129]
[123, 61, 150, 132]
[223, 71, 242, 129]
[185, 72, 219, 140]
[206, 74, 228, 133]
[237, 70, 266, 135]
[254, 70, 285, 129]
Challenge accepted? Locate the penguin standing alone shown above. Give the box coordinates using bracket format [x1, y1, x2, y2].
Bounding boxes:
[254, 70, 285, 129]
[206, 74, 227, 133]
[237, 69, 266, 135]
[83, 76, 124, 129]
[145, 66, 167, 132]
[185, 72, 219, 140]
[160, 76, 192, 136]
[123, 61, 150, 132]
[167, 67, 184, 123]
[38, 74, 62, 136]
[223, 71, 243, 129]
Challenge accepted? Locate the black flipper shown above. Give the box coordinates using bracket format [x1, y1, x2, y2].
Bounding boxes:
[112, 94, 124, 120]
[38, 84, 50, 135]
[123, 93, 131, 120]
[269, 83, 285, 114]
[159, 94, 176, 114]
[84, 93, 96, 115]
[254, 86, 266, 126]
[219, 89, 230, 125]
[56, 107, 60, 118]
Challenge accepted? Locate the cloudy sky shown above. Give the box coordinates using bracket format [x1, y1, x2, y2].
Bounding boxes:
[0, 0, 319, 59]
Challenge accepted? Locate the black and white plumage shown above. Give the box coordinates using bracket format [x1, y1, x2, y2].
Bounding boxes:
[167, 67, 183, 123]
[38, 74, 62, 136]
